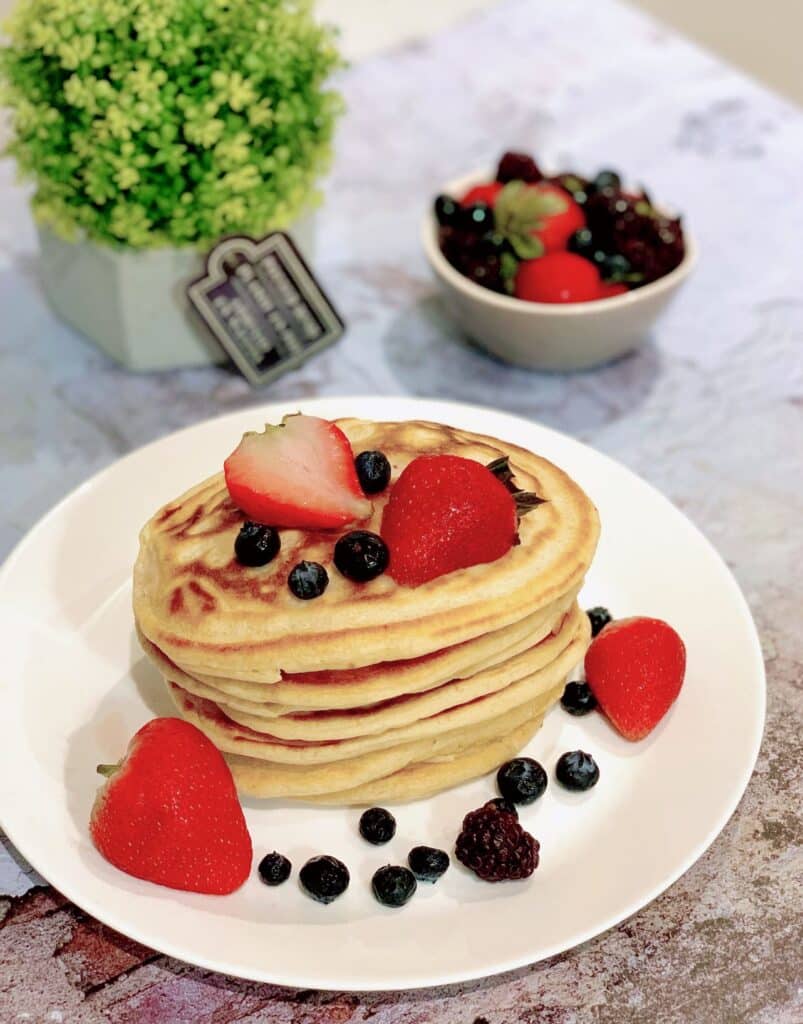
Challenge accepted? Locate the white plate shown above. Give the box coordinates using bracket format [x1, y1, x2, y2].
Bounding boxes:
[0, 397, 765, 991]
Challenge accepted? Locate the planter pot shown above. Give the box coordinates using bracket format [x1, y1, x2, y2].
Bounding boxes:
[37, 215, 316, 371]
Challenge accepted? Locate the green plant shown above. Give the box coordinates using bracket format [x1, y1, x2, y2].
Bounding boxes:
[0, 0, 343, 247]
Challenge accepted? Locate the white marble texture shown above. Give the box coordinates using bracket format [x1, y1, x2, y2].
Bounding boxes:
[1, 0, 801, 1020]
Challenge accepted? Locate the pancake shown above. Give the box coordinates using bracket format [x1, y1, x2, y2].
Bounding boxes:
[137, 592, 578, 719]
[224, 689, 562, 799]
[204, 604, 584, 740]
[166, 614, 588, 764]
[134, 419, 599, 676]
[301, 713, 547, 805]
[145, 586, 579, 709]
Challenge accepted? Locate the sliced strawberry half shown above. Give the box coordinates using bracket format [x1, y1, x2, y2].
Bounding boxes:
[224, 415, 372, 530]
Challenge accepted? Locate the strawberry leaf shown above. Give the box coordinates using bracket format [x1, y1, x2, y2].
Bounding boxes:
[494, 180, 567, 238]
[487, 456, 547, 519]
[500, 251, 519, 294]
[508, 233, 544, 260]
[514, 491, 547, 517]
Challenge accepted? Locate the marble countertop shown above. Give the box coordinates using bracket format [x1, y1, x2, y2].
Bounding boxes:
[1, 0, 801, 1020]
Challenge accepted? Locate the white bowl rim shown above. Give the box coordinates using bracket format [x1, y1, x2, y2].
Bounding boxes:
[421, 166, 698, 315]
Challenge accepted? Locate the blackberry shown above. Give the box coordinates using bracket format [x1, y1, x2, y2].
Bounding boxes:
[288, 560, 328, 599]
[556, 750, 600, 791]
[234, 522, 280, 567]
[257, 851, 291, 886]
[334, 530, 389, 582]
[455, 802, 539, 882]
[587, 606, 613, 636]
[434, 194, 460, 227]
[372, 865, 417, 908]
[584, 192, 684, 284]
[355, 450, 391, 494]
[496, 757, 548, 805]
[358, 807, 396, 845]
[407, 846, 450, 882]
[299, 855, 350, 903]
[496, 151, 542, 184]
[560, 681, 598, 716]
[591, 169, 622, 193]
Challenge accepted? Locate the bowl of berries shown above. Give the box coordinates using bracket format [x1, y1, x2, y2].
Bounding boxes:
[423, 151, 696, 370]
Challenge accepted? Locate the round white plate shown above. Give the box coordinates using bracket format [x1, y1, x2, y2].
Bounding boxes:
[0, 397, 764, 991]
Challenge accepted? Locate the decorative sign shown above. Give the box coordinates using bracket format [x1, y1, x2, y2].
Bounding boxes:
[187, 232, 344, 387]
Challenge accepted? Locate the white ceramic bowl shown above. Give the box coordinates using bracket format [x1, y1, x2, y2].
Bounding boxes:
[422, 169, 697, 370]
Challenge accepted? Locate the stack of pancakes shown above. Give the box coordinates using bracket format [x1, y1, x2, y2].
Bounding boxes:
[133, 419, 599, 804]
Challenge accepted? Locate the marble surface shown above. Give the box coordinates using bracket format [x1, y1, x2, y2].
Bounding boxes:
[1, 0, 802, 1020]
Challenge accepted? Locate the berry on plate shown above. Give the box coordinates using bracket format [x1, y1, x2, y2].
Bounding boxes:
[358, 806, 397, 845]
[224, 415, 371, 530]
[258, 851, 292, 886]
[334, 530, 389, 582]
[299, 855, 350, 903]
[455, 800, 539, 882]
[372, 865, 418, 907]
[584, 616, 686, 740]
[496, 757, 548, 805]
[556, 750, 600, 791]
[515, 251, 602, 304]
[89, 718, 252, 895]
[380, 454, 518, 587]
[408, 845, 450, 882]
[560, 680, 598, 716]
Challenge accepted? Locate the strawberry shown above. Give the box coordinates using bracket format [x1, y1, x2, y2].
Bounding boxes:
[515, 252, 602, 304]
[461, 182, 504, 207]
[530, 183, 585, 252]
[584, 617, 686, 741]
[224, 414, 371, 530]
[598, 281, 629, 299]
[90, 718, 252, 895]
[380, 454, 517, 586]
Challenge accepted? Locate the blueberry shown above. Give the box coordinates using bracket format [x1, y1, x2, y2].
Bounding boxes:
[358, 807, 396, 845]
[568, 227, 596, 259]
[257, 851, 291, 886]
[586, 606, 613, 637]
[560, 681, 598, 716]
[407, 845, 450, 882]
[355, 450, 391, 494]
[334, 530, 389, 582]
[592, 169, 622, 193]
[556, 750, 600, 792]
[484, 797, 519, 818]
[461, 202, 494, 233]
[234, 522, 280, 567]
[434, 194, 461, 227]
[288, 560, 328, 599]
[601, 253, 632, 282]
[371, 865, 417, 908]
[299, 855, 350, 903]
[497, 757, 548, 805]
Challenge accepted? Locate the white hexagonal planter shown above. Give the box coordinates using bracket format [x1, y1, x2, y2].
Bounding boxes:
[37, 216, 315, 371]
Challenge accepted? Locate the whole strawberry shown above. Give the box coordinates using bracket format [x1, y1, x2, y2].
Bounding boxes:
[584, 617, 686, 740]
[380, 454, 517, 586]
[90, 718, 252, 895]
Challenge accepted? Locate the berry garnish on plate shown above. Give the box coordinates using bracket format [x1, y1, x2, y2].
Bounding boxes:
[496, 757, 548, 805]
[258, 851, 292, 886]
[584, 616, 686, 740]
[484, 797, 519, 818]
[358, 807, 396, 845]
[334, 530, 389, 582]
[560, 680, 598, 716]
[586, 606, 613, 636]
[455, 800, 539, 882]
[355, 450, 391, 494]
[288, 560, 329, 599]
[380, 454, 523, 587]
[90, 718, 252, 895]
[556, 750, 600, 791]
[299, 855, 350, 904]
[372, 865, 417, 908]
[224, 414, 371, 530]
[234, 522, 281, 567]
[408, 846, 450, 882]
